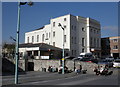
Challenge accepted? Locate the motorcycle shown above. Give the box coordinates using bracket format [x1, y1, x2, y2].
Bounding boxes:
[94, 68, 113, 76]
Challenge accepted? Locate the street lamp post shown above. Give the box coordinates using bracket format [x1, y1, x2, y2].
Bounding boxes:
[15, 2, 33, 84]
[58, 23, 65, 74]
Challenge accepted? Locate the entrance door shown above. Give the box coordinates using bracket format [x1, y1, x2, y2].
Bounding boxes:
[28, 62, 34, 71]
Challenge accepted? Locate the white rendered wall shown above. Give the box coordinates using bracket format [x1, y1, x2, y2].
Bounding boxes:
[50, 14, 71, 49]
[24, 14, 101, 57]
[77, 16, 87, 55]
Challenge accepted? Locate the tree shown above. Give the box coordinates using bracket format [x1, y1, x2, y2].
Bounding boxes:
[2, 42, 15, 58]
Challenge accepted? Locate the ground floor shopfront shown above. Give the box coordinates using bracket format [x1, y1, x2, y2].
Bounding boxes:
[111, 53, 120, 58]
[19, 43, 62, 60]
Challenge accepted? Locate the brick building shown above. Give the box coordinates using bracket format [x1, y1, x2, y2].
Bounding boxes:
[109, 36, 120, 58]
[101, 36, 120, 58]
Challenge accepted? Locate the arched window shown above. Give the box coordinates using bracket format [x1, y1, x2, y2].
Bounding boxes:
[37, 35, 39, 42]
[32, 36, 34, 43]
[27, 37, 29, 43]
[42, 34, 44, 42]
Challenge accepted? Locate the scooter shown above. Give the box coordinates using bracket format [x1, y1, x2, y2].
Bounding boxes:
[94, 69, 113, 76]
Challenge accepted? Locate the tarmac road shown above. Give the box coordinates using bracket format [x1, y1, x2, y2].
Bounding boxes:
[2, 68, 120, 86]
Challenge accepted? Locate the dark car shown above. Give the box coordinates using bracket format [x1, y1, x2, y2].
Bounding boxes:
[79, 57, 98, 63]
[98, 59, 113, 67]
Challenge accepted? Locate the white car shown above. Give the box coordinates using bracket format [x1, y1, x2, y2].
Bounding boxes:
[113, 59, 120, 68]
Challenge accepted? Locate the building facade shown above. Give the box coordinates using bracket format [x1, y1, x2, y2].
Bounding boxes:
[101, 37, 111, 58]
[101, 36, 120, 58]
[19, 43, 62, 60]
[109, 36, 120, 58]
[24, 14, 101, 58]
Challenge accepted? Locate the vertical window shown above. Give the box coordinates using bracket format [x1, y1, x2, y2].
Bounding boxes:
[72, 25, 74, 30]
[64, 18, 66, 21]
[72, 50, 74, 55]
[49, 32, 50, 38]
[46, 33, 48, 38]
[94, 30, 96, 33]
[74, 50, 76, 56]
[53, 22, 55, 27]
[97, 38, 99, 47]
[32, 36, 34, 42]
[34, 51, 38, 56]
[37, 35, 39, 42]
[42, 34, 44, 42]
[74, 26, 76, 31]
[53, 32, 55, 37]
[113, 39, 118, 42]
[82, 27, 85, 31]
[94, 38, 96, 47]
[82, 38, 85, 47]
[27, 37, 29, 43]
[64, 35, 66, 42]
[90, 37, 92, 46]
[53, 42, 55, 46]
[75, 37, 76, 44]
[113, 45, 118, 49]
[72, 37, 73, 44]
[91, 29, 93, 32]
[82, 48, 84, 52]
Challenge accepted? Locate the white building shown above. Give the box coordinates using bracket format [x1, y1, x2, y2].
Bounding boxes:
[23, 14, 101, 58]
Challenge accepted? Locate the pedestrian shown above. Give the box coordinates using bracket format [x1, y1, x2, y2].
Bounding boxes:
[58, 65, 63, 74]
[75, 66, 80, 74]
[79, 65, 82, 72]
[93, 66, 99, 75]
[53, 66, 56, 72]
[50, 66, 53, 72]
[75, 67, 77, 73]
[100, 66, 104, 74]
[48, 66, 51, 72]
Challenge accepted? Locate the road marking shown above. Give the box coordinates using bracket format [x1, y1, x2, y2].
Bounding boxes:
[21, 74, 92, 85]
[2, 73, 58, 81]
[58, 76, 102, 85]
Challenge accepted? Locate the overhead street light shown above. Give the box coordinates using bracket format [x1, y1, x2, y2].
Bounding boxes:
[10, 36, 16, 42]
[58, 23, 65, 74]
[15, 1, 33, 84]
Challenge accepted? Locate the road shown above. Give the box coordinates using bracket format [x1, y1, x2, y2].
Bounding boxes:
[2, 68, 120, 86]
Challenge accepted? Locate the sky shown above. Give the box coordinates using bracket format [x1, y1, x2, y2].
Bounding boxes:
[2, 2, 118, 43]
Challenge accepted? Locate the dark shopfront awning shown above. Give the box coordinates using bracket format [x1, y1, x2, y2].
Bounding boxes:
[19, 43, 62, 51]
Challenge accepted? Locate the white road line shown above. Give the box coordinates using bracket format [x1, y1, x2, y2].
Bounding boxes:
[21, 74, 90, 85]
[2, 73, 58, 81]
[58, 76, 102, 85]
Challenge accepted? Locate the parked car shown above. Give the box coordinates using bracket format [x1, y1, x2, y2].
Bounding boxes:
[78, 52, 93, 59]
[72, 57, 81, 61]
[79, 57, 93, 63]
[113, 59, 120, 68]
[105, 57, 114, 61]
[98, 59, 113, 67]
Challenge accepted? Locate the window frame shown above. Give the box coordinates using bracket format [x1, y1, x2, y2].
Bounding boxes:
[32, 36, 34, 43]
[37, 35, 39, 42]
